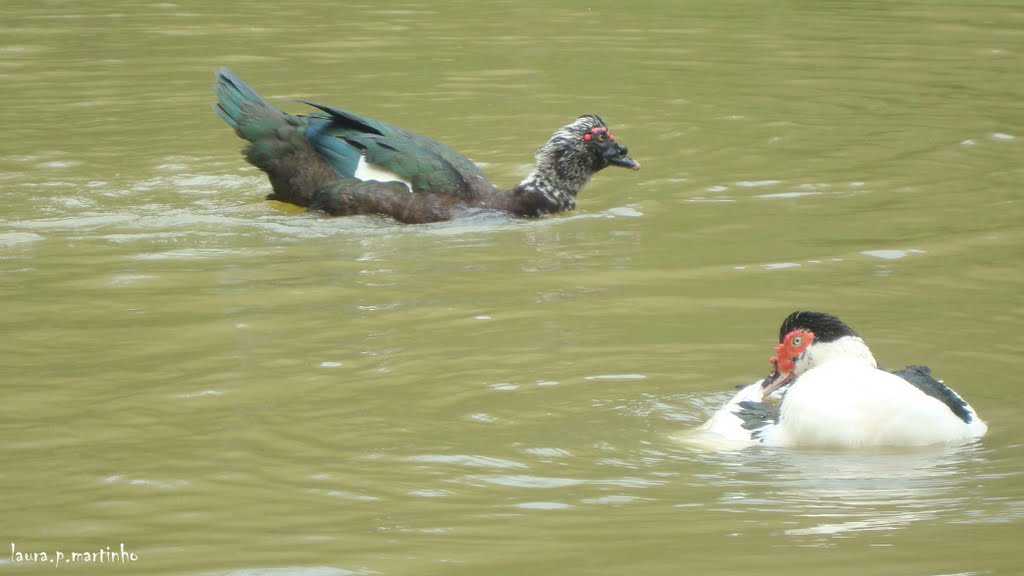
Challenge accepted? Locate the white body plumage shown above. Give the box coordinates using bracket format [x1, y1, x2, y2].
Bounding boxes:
[698, 312, 988, 448]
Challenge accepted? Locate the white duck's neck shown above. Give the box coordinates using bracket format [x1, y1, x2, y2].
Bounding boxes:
[798, 336, 877, 373]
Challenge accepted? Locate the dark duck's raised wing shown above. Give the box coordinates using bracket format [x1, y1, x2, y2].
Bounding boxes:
[300, 101, 491, 197]
[213, 69, 639, 223]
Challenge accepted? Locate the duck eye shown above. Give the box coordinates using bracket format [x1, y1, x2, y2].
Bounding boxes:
[791, 335, 802, 347]
[596, 133, 606, 142]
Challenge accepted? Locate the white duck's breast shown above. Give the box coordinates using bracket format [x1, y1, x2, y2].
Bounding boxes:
[761, 360, 986, 448]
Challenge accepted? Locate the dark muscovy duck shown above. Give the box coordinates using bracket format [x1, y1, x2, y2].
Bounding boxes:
[698, 311, 987, 448]
[212, 69, 639, 223]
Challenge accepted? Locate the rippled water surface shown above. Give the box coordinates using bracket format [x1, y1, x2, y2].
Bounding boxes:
[2, 1, 1022, 575]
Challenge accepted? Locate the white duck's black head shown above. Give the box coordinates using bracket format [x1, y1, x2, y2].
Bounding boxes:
[777, 311, 860, 344]
[516, 115, 639, 212]
[761, 311, 872, 396]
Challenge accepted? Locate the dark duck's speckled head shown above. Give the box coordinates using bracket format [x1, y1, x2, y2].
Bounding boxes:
[515, 115, 639, 214]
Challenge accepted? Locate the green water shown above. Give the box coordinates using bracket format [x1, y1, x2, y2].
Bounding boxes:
[1, 1, 1022, 574]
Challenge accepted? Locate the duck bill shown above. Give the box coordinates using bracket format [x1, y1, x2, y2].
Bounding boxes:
[607, 154, 641, 171]
[761, 367, 796, 397]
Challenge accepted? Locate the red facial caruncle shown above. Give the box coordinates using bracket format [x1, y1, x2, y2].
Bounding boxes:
[761, 329, 815, 396]
[772, 330, 815, 372]
[582, 126, 615, 142]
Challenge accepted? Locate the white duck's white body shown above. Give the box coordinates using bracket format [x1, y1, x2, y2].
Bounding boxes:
[758, 357, 987, 447]
[699, 312, 988, 449]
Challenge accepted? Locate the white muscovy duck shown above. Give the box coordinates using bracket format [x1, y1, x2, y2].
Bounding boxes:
[699, 311, 988, 448]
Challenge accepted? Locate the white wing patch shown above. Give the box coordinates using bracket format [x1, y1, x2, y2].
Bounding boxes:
[354, 156, 413, 192]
